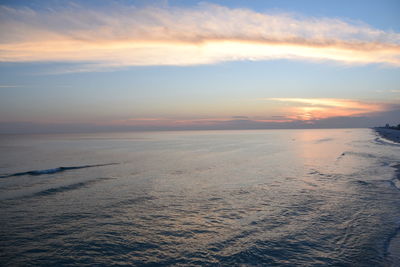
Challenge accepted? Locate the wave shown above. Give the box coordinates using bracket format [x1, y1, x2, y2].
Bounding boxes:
[1, 177, 114, 201]
[390, 164, 400, 191]
[31, 180, 102, 197]
[0, 163, 118, 179]
[337, 151, 378, 159]
[374, 137, 400, 147]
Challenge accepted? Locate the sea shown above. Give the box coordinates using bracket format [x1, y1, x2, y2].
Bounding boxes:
[0, 128, 399, 266]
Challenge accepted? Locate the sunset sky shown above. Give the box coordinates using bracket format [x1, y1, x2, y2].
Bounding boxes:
[0, 0, 399, 133]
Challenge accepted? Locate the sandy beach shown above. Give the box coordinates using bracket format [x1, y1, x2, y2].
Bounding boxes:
[374, 127, 400, 143]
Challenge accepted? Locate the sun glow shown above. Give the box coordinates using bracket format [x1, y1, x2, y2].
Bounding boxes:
[265, 98, 386, 121]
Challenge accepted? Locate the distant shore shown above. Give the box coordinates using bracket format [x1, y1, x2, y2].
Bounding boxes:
[374, 127, 400, 143]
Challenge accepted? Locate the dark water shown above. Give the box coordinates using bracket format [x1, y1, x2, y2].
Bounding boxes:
[0, 129, 399, 266]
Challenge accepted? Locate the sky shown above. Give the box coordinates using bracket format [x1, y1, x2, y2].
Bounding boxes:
[0, 0, 399, 133]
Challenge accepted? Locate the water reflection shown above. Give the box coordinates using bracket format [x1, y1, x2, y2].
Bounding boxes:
[0, 129, 399, 266]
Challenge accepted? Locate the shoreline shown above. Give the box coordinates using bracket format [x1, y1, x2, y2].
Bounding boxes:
[373, 127, 400, 144]
[386, 164, 400, 266]
[377, 128, 400, 265]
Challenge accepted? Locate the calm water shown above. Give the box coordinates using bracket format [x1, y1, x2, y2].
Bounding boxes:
[0, 129, 399, 266]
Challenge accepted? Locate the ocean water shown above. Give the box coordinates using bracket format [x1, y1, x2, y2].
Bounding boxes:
[0, 128, 399, 266]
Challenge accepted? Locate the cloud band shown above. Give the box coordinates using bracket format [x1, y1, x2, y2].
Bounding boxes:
[1, 3, 400, 69]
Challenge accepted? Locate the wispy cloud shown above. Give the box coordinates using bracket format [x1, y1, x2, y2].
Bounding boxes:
[3, 108, 399, 133]
[0, 85, 23, 88]
[105, 116, 292, 127]
[264, 98, 390, 121]
[98, 98, 394, 127]
[1, 3, 400, 71]
[232, 116, 249, 119]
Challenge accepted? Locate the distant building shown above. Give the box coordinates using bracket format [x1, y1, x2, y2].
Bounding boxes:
[385, 123, 390, 128]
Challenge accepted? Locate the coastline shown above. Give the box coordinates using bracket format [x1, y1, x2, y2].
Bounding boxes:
[375, 127, 400, 265]
[387, 163, 400, 266]
[374, 127, 400, 144]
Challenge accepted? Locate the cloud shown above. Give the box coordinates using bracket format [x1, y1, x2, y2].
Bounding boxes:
[91, 98, 398, 129]
[2, 109, 399, 134]
[0, 85, 23, 88]
[105, 116, 293, 128]
[263, 98, 392, 121]
[0, 3, 400, 71]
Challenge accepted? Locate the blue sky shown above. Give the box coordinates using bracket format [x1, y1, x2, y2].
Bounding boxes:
[0, 0, 399, 133]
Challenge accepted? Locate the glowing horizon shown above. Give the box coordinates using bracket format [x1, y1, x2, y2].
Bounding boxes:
[3, 98, 394, 128]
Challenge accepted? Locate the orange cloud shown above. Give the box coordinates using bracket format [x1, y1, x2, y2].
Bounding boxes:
[0, 4, 400, 70]
[265, 98, 387, 121]
[82, 98, 394, 127]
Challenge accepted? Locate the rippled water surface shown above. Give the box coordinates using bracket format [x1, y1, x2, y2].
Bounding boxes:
[1, 129, 399, 266]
